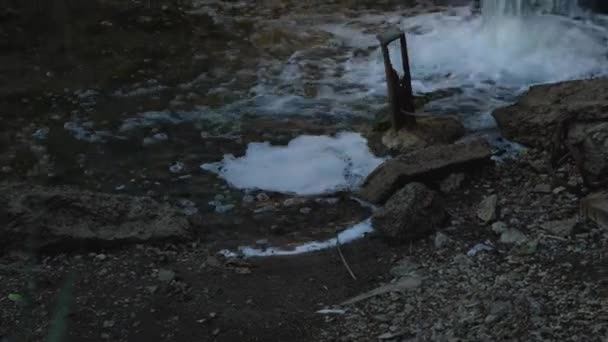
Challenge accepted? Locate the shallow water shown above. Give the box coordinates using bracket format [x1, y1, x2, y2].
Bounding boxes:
[33, 2, 608, 251]
[66, 3, 608, 142]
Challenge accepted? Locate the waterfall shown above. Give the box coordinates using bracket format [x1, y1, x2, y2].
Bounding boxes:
[480, 0, 583, 17]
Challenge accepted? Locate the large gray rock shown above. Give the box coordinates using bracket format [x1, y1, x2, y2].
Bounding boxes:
[359, 139, 492, 204]
[492, 78, 608, 149]
[0, 182, 193, 251]
[372, 183, 447, 243]
[492, 78, 608, 187]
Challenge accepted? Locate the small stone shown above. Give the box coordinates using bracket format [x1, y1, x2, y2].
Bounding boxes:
[500, 229, 528, 245]
[532, 184, 552, 193]
[541, 217, 577, 238]
[95, 254, 107, 261]
[283, 198, 307, 207]
[553, 186, 566, 194]
[434, 232, 450, 248]
[254, 205, 274, 214]
[491, 221, 508, 234]
[477, 194, 498, 222]
[390, 259, 419, 277]
[467, 242, 493, 257]
[215, 204, 234, 214]
[205, 256, 221, 268]
[103, 320, 115, 328]
[299, 207, 312, 214]
[169, 161, 185, 174]
[256, 193, 270, 202]
[32, 127, 49, 141]
[158, 269, 176, 282]
[440, 173, 465, 193]
[145, 285, 158, 294]
[255, 239, 268, 246]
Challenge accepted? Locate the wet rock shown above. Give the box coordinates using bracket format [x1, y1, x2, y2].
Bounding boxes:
[580, 191, 608, 229]
[0, 182, 192, 251]
[541, 217, 577, 237]
[440, 173, 465, 193]
[477, 194, 498, 223]
[499, 229, 528, 245]
[380, 115, 465, 154]
[372, 183, 447, 243]
[359, 139, 492, 204]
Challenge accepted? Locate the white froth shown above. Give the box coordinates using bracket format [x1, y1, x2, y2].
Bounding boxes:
[201, 132, 383, 196]
[240, 7, 608, 128]
[219, 218, 374, 258]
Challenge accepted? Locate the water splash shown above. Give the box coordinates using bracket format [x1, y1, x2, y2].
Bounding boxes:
[481, 0, 583, 17]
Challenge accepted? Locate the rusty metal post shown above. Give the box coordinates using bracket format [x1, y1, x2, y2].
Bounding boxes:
[377, 29, 416, 131]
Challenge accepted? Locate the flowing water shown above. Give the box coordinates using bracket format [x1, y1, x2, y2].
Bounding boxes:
[39, 0, 608, 253]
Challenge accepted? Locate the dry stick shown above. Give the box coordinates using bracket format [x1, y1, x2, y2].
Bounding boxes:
[540, 233, 570, 242]
[336, 235, 357, 281]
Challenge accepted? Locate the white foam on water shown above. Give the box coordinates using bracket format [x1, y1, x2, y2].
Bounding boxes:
[219, 218, 374, 258]
[201, 132, 383, 196]
[231, 6, 608, 129]
[339, 7, 608, 127]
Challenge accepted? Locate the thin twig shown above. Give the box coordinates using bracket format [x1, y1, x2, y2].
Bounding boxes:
[336, 235, 357, 281]
[540, 233, 570, 242]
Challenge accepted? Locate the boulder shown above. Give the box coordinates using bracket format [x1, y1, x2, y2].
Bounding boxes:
[492, 78, 608, 187]
[381, 115, 465, 154]
[580, 191, 608, 229]
[372, 183, 447, 243]
[0, 182, 193, 252]
[566, 122, 608, 187]
[359, 139, 492, 204]
[492, 78, 608, 149]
